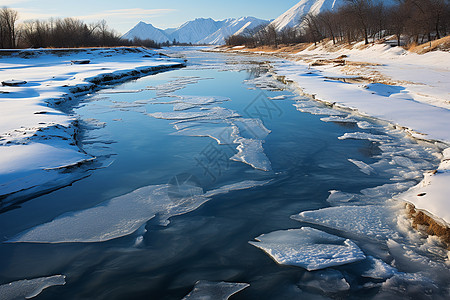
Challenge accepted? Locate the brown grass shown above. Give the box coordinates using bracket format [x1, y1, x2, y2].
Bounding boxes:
[406, 203, 450, 249]
[408, 36, 450, 54]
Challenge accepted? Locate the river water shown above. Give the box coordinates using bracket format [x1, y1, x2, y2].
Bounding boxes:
[0, 48, 449, 299]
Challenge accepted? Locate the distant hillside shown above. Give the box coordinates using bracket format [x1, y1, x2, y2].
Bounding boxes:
[122, 17, 270, 45]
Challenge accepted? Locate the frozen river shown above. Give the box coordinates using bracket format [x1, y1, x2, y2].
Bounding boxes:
[0, 48, 449, 299]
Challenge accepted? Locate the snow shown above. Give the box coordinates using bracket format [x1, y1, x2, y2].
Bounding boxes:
[8, 180, 269, 243]
[395, 147, 450, 225]
[182, 281, 249, 300]
[0, 48, 184, 200]
[249, 227, 366, 271]
[0, 275, 66, 300]
[123, 17, 270, 45]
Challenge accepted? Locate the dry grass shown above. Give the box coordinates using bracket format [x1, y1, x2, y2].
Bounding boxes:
[408, 36, 450, 54]
[406, 203, 450, 249]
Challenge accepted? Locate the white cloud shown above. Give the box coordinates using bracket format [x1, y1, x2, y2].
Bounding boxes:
[77, 8, 176, 21]
[1, 0, 29, 6]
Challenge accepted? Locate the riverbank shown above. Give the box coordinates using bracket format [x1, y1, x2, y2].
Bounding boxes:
[0, 47, 185, 205]
[213, 41, 450, 245]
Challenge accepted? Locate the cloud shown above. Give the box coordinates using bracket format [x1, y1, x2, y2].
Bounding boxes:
[77, 8, 176, 20]
[14, 8, 56, 20]
[1, 0, 29, 5]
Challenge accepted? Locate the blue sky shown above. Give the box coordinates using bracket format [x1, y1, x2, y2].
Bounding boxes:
[5, 0, 298, 34]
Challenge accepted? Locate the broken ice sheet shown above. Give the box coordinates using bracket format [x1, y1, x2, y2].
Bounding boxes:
[231, 118, 271, 140]
[338, 132, 391, 142]
[0, 275, 66, 300]
[148, 107, 240, 121]
[348, 159, 376, 175]
[182, 281, 249, 300]
[231, 138, 272, 171]
[294, 102, 346, 116]
[362, 256, 399, 280]
[320, 116, 358, 123]
[298, 269, 350, 294]
[249, 227, 366, 271]
[172, 125, 238, 145]
[9, 180, 269, 243]
[292, 206, 397, 240]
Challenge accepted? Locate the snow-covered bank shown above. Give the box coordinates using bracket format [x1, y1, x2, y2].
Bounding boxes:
[0, 48, 184, 203]
[215, 42, 450, 230]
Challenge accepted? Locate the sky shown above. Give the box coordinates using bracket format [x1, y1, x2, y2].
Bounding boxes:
[4, 0, 298, 34]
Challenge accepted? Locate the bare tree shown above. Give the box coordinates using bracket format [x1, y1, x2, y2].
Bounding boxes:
[0, 7, 19, 48]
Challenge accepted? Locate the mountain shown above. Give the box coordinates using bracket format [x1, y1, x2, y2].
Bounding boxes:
[270, 0, 343, 31]
[122, 17, 270, 45]
[199, 17, 271, 44]
[271, 0, 397, 31]
[122, 21, 170, 43]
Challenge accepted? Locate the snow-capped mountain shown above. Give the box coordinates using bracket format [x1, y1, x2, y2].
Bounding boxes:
[121, 21, 170, 43]
[271, 0, 343, 31]
[271, 0, 396, 31]
[199, 17, 270, 44]
[122, 17, 270, 45]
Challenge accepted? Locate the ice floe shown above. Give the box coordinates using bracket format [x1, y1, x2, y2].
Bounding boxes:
[149, 107, 240, 121]
[231, 138, 272, 171]
[298, 269, 350, 293]
[249, 227, 366, 271]
[362, 257, 399, 280]
[0, 275, 66, 300]
[338, 132, 391, 142]
[320, 116, 358, 123]
[292, 206, 397, 240]
[182, 281, 249, 300]
[294, 102, 346, 116]
[9, 180, 269, 243]
[172, 125, 238, 145]
[348, 159, 376, 175]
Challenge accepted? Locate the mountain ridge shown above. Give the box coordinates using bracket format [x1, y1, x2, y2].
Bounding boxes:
[122, 17, 270, 45]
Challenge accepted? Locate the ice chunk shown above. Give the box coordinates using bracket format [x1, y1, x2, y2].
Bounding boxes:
[298, 269, 350, 293]
[231, 138, 272, 171]
[326, 190, 358, 206]
[360, 182, 416, 199]
[348, 159, 376, 175]
[292, 206, 397, 240]
[362, 257, 399, 279]
[172, 125, 238, 145]
[0, 275, 65, 300]
[182, 281, 249, 300]
[9, 180, 269, 243]
[148, 107, 239, 121]
[204, 180, 271, 198]
[268, 95, 289, 100]
[320, 116, 358, 123]
[231, 118, 271, 140]
[294, 102, 346, 116]
[357, 121, 382, 130]
[338, 132, 391, 142]
[249, 227, 366, 271]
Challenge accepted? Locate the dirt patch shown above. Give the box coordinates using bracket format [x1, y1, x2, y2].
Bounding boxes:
[406, 203, 450, 249]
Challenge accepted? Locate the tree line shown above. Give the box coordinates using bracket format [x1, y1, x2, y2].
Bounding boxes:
[0, 7, 161, 49]
[226, 0, 450, 47]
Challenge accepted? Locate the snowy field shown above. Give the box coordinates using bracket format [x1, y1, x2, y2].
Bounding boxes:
[0, 48, 184, 201]
[220, 42, 450, 227]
